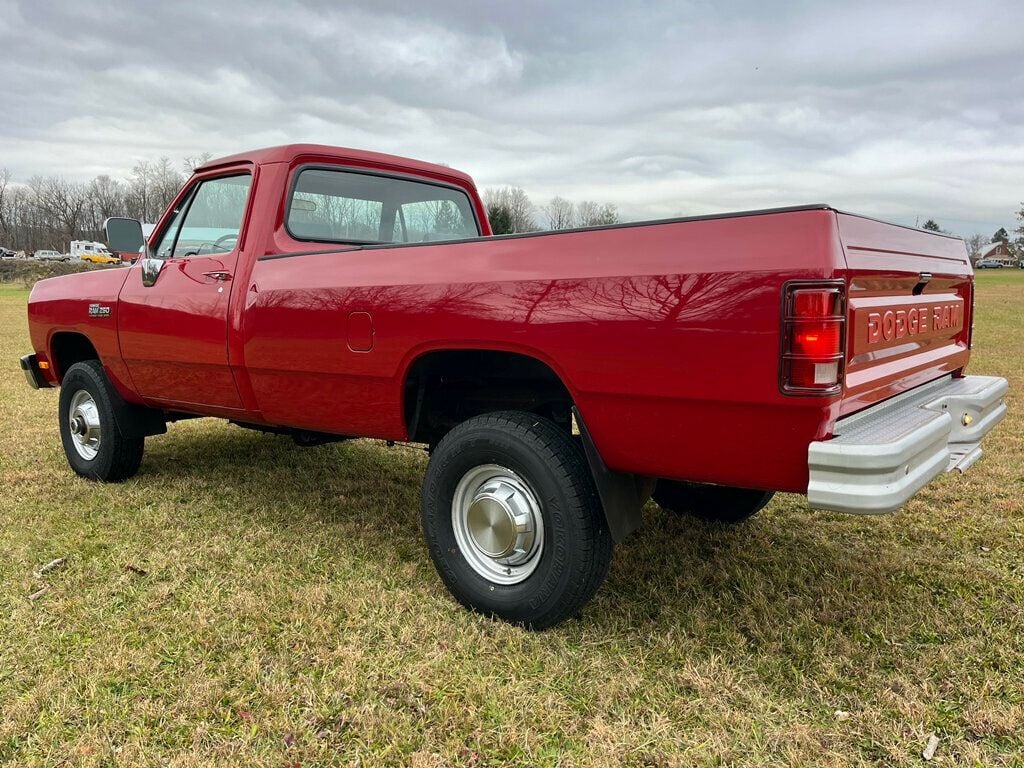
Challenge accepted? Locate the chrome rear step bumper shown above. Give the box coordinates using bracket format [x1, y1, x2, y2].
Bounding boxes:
[808, 375, 1008, 514]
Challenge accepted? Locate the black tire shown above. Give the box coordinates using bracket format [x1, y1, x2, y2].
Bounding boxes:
[653, 480, 773, 524]
[58, 360, 144, 482]
[421, 411, 612, 629]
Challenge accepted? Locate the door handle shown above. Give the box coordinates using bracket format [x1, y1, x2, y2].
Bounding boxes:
[203, 271, 232, 282]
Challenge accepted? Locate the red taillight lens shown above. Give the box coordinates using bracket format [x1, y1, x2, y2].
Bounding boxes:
[792, 290, 835, 317]
[791, 322, 842, 357]
[781, 284, 845, 394]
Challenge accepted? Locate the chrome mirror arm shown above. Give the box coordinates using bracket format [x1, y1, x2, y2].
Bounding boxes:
[140, 257, 165, 287]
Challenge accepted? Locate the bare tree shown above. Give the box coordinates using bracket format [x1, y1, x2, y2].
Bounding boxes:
[5, 186, 35, 249]
[576, 200, 619, 226]
[128, 158, 185, 223]
[483, 187, 537, 233]
[182, 153, 213, 174]
[576, 200, 599, 227]
[129, 160, 153, 223]
[90, 175, 126, 218]
[151, 157, 185, 220]
[1014, 204, 1024, 258]
[964, 233, 987, 263]
[28, 175, 89, 250]
[540, 196, 575, 230]
[0, 168, 10, 238]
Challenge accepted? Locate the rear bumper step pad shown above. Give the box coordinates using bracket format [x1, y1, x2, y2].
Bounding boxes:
[808, 374, 1008, 514]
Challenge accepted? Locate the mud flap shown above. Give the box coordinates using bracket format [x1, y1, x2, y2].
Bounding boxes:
[572, 406, 653, 543]
[106, 380, 167, 439]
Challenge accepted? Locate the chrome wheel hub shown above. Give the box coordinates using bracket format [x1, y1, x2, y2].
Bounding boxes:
[68, 389, 101, 461]
[452, 464, 544, 584]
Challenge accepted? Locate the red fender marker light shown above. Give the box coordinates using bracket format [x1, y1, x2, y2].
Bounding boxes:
[781, 282, 845, 395]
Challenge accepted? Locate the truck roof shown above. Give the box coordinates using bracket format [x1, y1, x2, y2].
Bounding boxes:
[197, 144, 477, 188]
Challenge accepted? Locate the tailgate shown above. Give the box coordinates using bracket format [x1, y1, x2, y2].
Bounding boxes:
[836, 212, 973, 417]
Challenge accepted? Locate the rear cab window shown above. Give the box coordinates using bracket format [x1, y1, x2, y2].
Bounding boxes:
[286, 168, 479, 245]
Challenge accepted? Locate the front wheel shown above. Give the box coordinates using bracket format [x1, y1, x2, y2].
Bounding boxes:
[653, 480, 774, 524]
[59, 361, 144, 481]
[421, 411, 612, 629]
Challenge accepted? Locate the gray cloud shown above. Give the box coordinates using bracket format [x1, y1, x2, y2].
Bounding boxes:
[2, 0, 1022, 235]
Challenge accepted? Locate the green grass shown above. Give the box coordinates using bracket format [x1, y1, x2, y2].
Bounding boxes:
[1, 273, 1022, 767]
[0, 284, 31, 298]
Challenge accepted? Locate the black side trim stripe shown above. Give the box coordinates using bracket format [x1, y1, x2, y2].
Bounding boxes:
[259, 246, 363, 261]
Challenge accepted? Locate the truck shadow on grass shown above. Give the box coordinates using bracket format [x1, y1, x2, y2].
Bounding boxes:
[138, 424, 974, 665]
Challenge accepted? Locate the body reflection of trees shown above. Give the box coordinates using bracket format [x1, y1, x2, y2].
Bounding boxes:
[253, 280, 498, 325]
[251, 270, 774, 336]
[504, 272, 774, 327]
[248, 229, 779, 344]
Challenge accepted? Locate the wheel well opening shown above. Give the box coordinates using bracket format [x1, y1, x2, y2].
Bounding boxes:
[50, 333, 99, 380]
[404, 350, 573, 445]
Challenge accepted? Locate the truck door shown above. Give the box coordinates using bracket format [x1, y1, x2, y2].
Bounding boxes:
[118, 172, 252, 411]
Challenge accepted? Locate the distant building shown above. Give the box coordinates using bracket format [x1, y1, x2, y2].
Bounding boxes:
[975, 241, 1017, 266]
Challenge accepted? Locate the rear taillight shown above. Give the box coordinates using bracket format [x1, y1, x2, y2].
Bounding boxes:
[781, 281, 845, 395]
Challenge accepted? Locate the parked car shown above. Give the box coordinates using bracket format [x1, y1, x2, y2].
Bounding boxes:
[0, 247, 16, 259]
[975, 259, 1004, 269]
[32, 249, 67, 262]
[20, 144, 1009, 628]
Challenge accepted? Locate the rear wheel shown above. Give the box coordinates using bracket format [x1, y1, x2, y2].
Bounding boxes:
[654, 480, 773, 524]
[421, 411, 612, 629]
[59, 361, 144, 482]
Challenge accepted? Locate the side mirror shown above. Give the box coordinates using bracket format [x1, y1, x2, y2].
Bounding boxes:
[105, 217, 163, 287]
[103, 217, 146, 255]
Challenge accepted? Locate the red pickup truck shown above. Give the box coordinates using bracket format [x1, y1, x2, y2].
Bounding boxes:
[21, 144, 1008, 628]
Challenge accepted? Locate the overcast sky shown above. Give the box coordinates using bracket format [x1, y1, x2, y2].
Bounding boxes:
[2, 0, 1022, 236]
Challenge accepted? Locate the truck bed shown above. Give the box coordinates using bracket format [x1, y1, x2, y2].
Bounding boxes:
[245, 205, 969, 494]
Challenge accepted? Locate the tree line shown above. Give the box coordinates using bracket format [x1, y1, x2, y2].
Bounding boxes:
[922, 216, 1024, 262]
[0, 159, 620, 252]
[0, 155, 212, 253]
[483, 186, 619, 234]
[9, 153, 1018, 255]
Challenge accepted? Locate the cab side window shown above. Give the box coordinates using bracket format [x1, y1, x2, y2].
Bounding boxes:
[154, 200, 187, 259]
[155, 174, 252, 258]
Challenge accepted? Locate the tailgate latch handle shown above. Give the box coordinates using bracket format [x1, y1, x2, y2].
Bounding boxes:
[913, 272, 932, 296]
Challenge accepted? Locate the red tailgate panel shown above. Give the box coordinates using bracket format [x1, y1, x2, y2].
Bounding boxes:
[836, 213, 973, 417]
